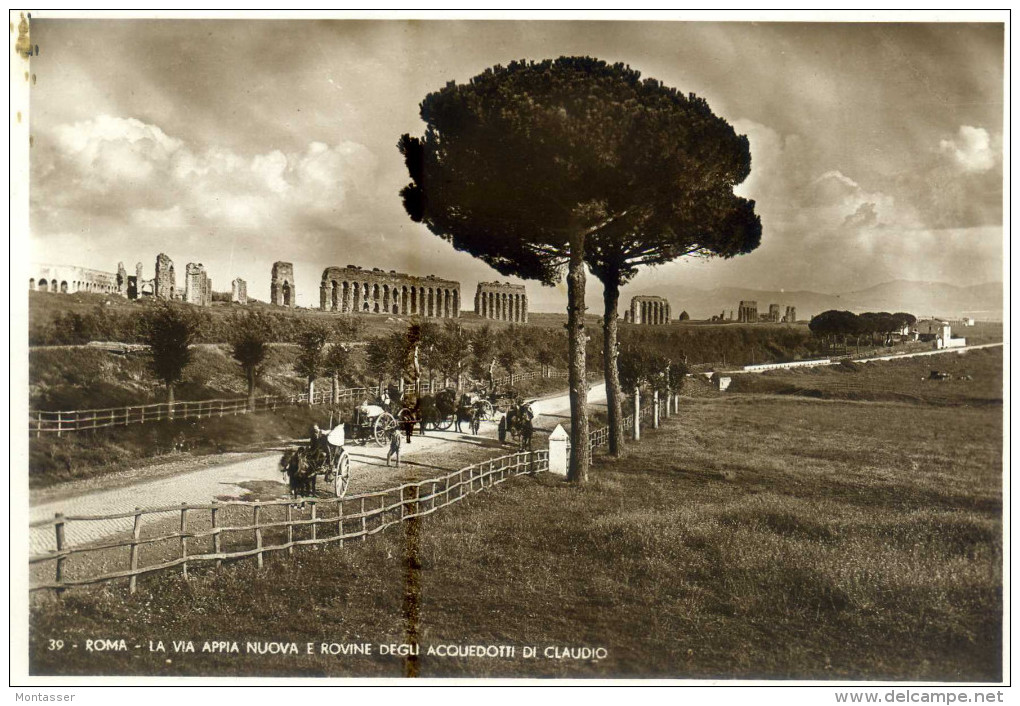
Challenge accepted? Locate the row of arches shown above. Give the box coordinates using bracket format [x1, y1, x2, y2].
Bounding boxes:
[29, 278, 118, 294]
[632, 300, 671, 325]
[320, 279, 460, 318]
[476, 290, 527, 322]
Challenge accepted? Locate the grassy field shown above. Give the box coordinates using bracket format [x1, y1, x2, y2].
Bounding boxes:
[728, 346, 1003, 405]
[29, 349, 1003, 680]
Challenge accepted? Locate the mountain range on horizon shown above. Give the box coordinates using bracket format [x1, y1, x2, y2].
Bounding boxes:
[616, 279, 1005, 322]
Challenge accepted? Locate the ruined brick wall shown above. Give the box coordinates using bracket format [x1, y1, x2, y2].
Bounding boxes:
[231, 278, 248, 304]
[271, 261, 296, 307]
[475, 281, 527, 322]
[768, 304, 781, 323]
[116, 262, 128, 296]
[628, 295, 671, 325]
[154, 253, 176, 300]
[784, 306, 797, 323]
[319, 265, 461, 318]
[184, 263, 211, 306]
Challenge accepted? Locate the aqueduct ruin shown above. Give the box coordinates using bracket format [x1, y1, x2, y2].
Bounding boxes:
[271, 262, 296, 308]
[474, 282, 528, 323]
[625, 295, 672, 325]
[319, 265, 461, 318]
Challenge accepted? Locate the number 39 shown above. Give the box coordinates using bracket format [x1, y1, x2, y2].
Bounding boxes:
[47, 639, 64, 650]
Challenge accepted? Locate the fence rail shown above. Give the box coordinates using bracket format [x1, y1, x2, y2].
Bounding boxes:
[29, 450, 548, 593]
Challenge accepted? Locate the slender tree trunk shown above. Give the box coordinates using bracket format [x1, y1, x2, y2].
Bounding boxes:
[247, 370, 257, 411]
[602, 279, 624, 457]
[308, 378, 316, 403]
[167, 383, 175, 420]
[332, 373, 340, 405]
[566, 228, 590, 483]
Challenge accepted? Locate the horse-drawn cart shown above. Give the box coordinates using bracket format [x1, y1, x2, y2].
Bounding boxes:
[349, 402, 399, 445]
[279, 424, 351, 499]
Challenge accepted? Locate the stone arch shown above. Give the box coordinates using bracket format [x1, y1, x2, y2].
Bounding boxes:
[282, 281, 292, 306]
[331, 281, 339, 310]
[28, 278, 35, 290]
[61, 281, 68, 293]
[39, 279, 49, 292]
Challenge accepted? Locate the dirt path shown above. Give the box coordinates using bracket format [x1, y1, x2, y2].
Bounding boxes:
[28, 383, 607, 555]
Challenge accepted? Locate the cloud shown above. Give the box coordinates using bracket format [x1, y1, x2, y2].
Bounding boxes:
[34, 115, 377, 237]
[939, 125, 997, 172]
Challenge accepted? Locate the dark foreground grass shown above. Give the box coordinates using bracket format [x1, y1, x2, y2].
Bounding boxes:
[29, 381, 1002, 680]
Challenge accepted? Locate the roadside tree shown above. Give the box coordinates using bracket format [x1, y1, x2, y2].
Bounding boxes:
[228, 310, 275, 410]
[137, 302, 200, 411]
[399, 58, 759, 480]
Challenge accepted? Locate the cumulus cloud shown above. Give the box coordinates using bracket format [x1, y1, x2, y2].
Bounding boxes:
[34, 114, 377, 239]
[939, 125, 998, 172]
[726, 118, 1000, 291]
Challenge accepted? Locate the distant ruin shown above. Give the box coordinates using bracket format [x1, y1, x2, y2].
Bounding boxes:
[271, 262, 296, 308]
[784, 306, 797, 323]
[320, 265, 461, 317]
[231, 278, 248, 305]
[625, 295, 671, 325]
[154, 253, 176, 300]
[29, 265, 119, 295]
[184, 263, 212, 307]
[475, 281, 527, 322]
[737, 300, 758, 323]
[768, 304, 781, 323]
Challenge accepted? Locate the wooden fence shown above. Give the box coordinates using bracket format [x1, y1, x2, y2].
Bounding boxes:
[27, 368, 585, 437]
[29, 450, 548, 594]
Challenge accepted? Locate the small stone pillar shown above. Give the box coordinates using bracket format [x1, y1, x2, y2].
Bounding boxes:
[653, 390, 660, 429]
[633, 388, 641, 441]
[548, 424, 568, 477]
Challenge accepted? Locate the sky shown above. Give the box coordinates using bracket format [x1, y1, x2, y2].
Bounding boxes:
[27, 17, 1005, 311]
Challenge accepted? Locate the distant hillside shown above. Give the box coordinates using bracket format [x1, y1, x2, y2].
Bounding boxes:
[645, 280, 1003, 321]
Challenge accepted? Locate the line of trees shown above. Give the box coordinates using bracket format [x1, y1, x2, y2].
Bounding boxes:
[808, 310, 917, 350]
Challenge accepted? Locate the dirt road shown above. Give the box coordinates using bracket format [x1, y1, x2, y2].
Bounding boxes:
[28, 383, 607, 554]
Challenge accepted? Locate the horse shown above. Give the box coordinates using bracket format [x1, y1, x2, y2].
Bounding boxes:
[418, 388, 459, 432]
[454, 394, 482, 434]
[279, 447, 318, 499]
[500, 401, 535, 451]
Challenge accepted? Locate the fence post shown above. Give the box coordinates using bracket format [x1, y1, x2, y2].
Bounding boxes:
[180, 504, 189, 579]
[36, 411, 42, 438]
[56, 413, 63, 438]
[286, 503, 294, 555]
[337, 499, 344, 548]
[211, 501, 221, 569]
[633, 388, 641, 441]
[310, 502, 317, 544]
[360, 498, 367, 540]
[53, 513, 66, 594]
[129, 508, 142, 594]
[653, 390, 660, 429]
[254, 502, 263, 569]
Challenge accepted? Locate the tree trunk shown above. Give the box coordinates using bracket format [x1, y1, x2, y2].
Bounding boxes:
[566, 228, 590, 483]
[247, 370, 257, 411]
[601, 279, 624, 457]
[332, 373, 340, 405]
[632, 386, 640, 441]
[167, 383, 175, 420]
[308, 378, 316, 404]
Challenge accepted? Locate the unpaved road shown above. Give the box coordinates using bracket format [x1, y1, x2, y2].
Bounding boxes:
[28, 383, 607, 555]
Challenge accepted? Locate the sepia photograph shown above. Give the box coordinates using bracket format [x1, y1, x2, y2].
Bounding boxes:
[11, 10, 1007, 690]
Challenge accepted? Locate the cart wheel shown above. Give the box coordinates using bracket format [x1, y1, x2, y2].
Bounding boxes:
[435, 415, 454, 431]
[373, 412, 397, 446]
[479, 400, 494, 421]
[333, 450, 351, 498]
